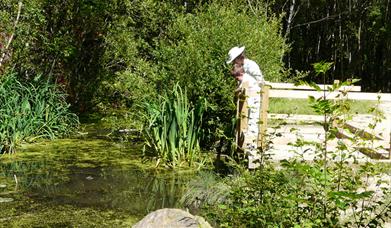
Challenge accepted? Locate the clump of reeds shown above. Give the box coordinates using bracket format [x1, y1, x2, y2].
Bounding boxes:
[142, 83, 207, 168]
[0, 73, 79, 153]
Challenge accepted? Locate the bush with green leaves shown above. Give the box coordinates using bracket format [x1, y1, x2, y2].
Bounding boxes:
[1, 0, 143, 112]
[198, 161, 390, 227]
[0, 73, 79, 153]
[101, 0, 288, 151]
[151, 1, 288, 148]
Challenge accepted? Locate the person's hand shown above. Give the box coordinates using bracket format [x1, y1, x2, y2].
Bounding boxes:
[235, 87, 244, 94]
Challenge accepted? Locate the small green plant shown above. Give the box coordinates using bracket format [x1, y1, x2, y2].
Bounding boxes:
[180, 171, 231, 210]
[0, 73, 79, 153]
[142, 83, 208, 168]
[295, 62, 390, 226]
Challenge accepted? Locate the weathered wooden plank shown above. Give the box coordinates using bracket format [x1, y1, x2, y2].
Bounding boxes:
[269, 89, 391, 101]
[235, 82, 249, 151]
[267, 82, 361, 92]
[258, 85, 270, 150]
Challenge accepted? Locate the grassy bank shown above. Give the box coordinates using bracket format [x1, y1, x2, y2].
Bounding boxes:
[269, 98, 376, 115]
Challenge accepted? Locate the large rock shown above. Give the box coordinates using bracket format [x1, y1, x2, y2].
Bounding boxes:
[132, 208, 212, 228]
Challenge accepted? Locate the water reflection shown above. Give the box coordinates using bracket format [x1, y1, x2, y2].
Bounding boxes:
[0, 159, 69, 192]
[31, 166, 190, 215]
[0, 139, 192, 216]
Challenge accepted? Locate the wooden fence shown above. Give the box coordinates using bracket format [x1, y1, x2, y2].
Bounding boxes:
[237, 81, 391, 160]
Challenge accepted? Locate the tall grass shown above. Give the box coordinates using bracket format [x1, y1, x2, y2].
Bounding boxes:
[0, 73, 79, 153]
[142, 83, 207, 168]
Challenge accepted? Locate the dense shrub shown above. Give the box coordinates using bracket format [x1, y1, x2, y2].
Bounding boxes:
[96, 1, 183, 111]
[1, 0, 116, 111]
[95, 0, 288, 148]
[151, 1, 288, 147]
[200, 161, 390, 227]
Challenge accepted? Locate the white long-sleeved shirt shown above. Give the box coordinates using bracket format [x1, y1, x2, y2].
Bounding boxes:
[238, 74, 261, 93]
[243, 58, 265, 85]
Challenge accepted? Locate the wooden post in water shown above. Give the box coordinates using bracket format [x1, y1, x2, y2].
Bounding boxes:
[258, 84, 270, 150]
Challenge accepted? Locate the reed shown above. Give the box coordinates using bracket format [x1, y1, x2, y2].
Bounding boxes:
[143, 83, 207, 168]
[0, 73, 79, 153]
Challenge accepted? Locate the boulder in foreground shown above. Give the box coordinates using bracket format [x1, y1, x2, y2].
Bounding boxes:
[133, 208, 212, 228]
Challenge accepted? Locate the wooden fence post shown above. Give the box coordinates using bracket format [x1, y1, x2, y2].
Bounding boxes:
[258, 84, 270, 150]
[235, 83, 249, 153]
[389, 132, 391, 160]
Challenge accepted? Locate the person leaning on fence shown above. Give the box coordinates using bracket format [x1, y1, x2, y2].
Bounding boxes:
[229, 62, 262, 169]
[226, 46, 265, 86]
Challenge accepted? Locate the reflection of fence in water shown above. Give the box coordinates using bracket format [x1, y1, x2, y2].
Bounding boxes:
[0, 160, 68, 191]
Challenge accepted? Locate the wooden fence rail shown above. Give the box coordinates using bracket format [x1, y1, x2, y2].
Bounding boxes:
[267, 82, 391, 101]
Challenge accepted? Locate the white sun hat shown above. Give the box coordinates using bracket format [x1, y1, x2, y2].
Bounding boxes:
[226, 46, 245, 64]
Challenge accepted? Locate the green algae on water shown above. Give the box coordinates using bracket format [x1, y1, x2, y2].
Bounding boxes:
[0, 137, 196, 227]
[0, 194, 141, 227]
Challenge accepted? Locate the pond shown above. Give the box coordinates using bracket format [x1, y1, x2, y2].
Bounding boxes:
[0, 132, 194, 227]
